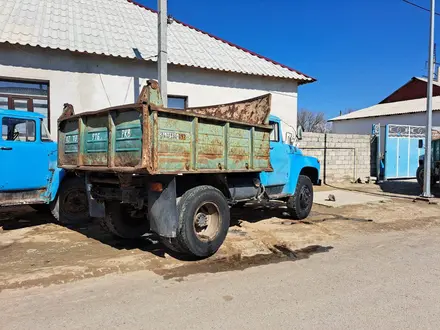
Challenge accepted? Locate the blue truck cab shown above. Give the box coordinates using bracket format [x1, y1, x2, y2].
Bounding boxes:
[258, 115, 320, 217]
[0, 109, 89, 224]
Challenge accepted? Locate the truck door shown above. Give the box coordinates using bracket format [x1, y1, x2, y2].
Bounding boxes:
[260, 121, 290, 193]
[0, 116, 48, 191]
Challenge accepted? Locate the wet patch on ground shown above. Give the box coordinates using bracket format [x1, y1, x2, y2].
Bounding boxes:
[155, 245, 334, 280]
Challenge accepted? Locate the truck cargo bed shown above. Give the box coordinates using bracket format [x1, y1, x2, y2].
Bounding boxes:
[58, 82, 273, 175]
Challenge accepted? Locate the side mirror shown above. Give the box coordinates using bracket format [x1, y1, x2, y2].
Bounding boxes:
[419, 139, 424, 148]
[296, 125, 303, 141]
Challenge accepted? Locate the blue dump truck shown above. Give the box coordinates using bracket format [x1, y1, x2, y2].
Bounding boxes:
[57, 81, 321, 258]
[0, 109, 89, 224]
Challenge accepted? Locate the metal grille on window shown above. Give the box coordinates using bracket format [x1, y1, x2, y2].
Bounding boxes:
[388, 125, 410, 138]
[0, 80, 49, 129]
[410, 126, 426, 139]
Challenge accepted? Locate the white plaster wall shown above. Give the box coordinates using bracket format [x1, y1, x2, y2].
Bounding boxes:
[0, 44, 299, 140]
[331, 112, 440, 135]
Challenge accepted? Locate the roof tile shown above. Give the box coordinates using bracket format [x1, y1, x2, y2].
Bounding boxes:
[0, 0, 314, 82]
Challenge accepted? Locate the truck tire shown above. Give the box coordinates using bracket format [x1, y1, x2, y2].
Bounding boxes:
[50, 177, 90, 225]
[162, 185, 230, 258]
[101, 202, 149, 239]
[417, 166, 424, 187]
[287, 175, 313, 220]
[417, 166, 436, 188]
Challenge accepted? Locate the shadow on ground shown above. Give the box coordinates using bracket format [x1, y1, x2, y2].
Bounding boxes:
[0, 203, 288, 262]
[327, 179, 440, 200]
[377, 180, 440, 197]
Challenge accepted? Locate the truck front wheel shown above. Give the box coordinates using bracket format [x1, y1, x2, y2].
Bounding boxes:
[287, 175, 314, 220]
[162, 186, 230, 258]
[101, 202, 149, 239]
[50, 177, 90, 225]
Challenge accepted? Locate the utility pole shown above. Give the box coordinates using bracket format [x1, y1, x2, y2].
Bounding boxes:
[158, 0, 168, 107]
[422, 0, 435, 198]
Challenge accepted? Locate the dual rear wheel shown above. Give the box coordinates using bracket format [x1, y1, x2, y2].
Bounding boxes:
[100, 177, 314, 258]
[101, 185, 230, 258]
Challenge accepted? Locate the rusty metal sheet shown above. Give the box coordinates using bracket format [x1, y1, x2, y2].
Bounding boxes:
[184, 94, 271, 126]
[58, 81, 272, 175]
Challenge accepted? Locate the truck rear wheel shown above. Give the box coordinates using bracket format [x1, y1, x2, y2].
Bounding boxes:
[101, 202, 149, 239]
[287, 175, 313, 220]
[162, 186, 230, 258]
[50, 177, 90, 225]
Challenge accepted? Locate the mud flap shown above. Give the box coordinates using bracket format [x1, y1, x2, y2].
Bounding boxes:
[148, 176, 178, 238]
[85, 174, 105, 218]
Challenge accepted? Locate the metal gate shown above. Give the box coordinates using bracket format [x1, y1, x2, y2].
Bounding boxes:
[384, 124, 425, 180]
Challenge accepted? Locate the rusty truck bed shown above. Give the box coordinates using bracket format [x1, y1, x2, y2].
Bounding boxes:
[58, 80, 273, 175]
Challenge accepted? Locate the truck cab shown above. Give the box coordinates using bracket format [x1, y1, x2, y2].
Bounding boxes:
[259, 115, 320, 217]
[0, 109, 89, 224]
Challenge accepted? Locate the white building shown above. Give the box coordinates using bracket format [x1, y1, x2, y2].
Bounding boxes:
[330, 96, 440, 134]
[330, 77, 440, 134]
[0, 0, 314, 139]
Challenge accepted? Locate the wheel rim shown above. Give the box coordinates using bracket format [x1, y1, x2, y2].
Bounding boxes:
[62, 189, 88, 215]
[193, 202, 221, 241]
[299, 185, 312, 210]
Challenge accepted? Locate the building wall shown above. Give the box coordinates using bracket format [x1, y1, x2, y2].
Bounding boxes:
[299, 132, 373, 183]
[331, 112, 440, 135]
[0, 43, 299, 139]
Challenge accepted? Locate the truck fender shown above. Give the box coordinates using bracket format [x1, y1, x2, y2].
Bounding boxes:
[148, 176, 178, 238]
[288, 155, 320, 193]
[45, 168, 66, 202]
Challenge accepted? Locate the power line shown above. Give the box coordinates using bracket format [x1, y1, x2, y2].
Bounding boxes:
[402, 0, 440, 16]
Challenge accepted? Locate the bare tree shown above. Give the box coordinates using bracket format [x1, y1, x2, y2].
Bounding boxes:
[297, 109, 329, 133]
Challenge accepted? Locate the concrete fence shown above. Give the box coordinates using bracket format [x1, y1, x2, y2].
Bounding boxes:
[299, 132, 375, 183]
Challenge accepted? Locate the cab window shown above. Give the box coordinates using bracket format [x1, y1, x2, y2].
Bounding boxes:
[1, 117, 36, 142]
[41, 120, 52, 142]
[269, 122, 279, 142]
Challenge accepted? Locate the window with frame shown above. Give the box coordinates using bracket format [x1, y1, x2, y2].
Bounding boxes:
[2, 117, 36, 142]
[168, 95, 188, 109]
[0, 79, 50, 130]
[269, 122, 279, 142]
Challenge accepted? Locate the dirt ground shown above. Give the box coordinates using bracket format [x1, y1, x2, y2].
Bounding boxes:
[1, 180, 440, 291]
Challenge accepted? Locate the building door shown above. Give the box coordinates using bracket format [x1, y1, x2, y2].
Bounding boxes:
[384, 125, 425, 180]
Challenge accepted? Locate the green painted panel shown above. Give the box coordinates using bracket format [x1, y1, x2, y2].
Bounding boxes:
[113, 111, 143, 167]
[58, 106, 272, 173]
[59, 120, 79, 165]
[227, 125, 250, 170]
[197, 120, 225, 169]
[253, 129, 270, 169]
[83, 116, 108, 166]
[64, 131, 79, 154]
[157, 114, 192, 172]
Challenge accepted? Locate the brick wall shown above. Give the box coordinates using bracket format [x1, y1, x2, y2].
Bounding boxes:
[299, 132, 375, 183]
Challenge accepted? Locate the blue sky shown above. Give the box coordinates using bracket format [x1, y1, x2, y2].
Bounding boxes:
[141, 0, 437, 119]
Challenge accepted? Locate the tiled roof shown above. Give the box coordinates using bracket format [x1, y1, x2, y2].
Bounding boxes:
[0, 0, 315, 83]
[329, 96, 440, 121]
